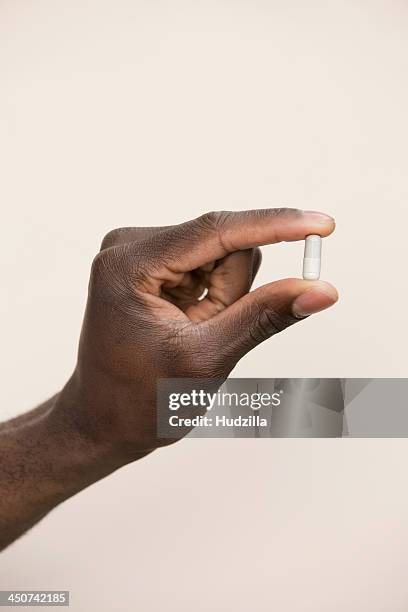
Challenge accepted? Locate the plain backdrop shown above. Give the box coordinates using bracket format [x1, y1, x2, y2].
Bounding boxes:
[1, 1, 408, 610]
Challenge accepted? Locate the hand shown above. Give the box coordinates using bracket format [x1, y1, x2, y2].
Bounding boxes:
[60, 209, 337, 459]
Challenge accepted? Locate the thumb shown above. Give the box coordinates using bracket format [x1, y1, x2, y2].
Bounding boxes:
[204, 279, 338, 366]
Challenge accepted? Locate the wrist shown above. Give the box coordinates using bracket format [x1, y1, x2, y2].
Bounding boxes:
[53, 373, 153, 475]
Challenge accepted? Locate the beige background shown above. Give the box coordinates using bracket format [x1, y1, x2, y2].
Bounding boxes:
[1, 0, 408, 610]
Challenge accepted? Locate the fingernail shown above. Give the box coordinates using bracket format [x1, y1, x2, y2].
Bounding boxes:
[292, 288, 338, 319]
[303, 210, 335, 223]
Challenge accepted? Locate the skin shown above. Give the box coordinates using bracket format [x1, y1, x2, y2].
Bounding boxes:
[0, 208, 338, 551]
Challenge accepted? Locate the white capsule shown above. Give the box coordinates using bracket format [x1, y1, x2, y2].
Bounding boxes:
[302, 235, 322, 280]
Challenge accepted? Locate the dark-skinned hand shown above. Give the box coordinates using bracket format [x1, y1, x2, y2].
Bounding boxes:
[58, 208, 337, 459]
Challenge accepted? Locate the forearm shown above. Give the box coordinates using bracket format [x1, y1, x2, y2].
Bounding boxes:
[0, 384, 146, 552]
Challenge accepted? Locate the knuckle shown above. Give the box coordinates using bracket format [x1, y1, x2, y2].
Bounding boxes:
[100, 227, 158, 251]
[90, 250, 108, 279]
[89, 250, 131, 304]
[197, 210, 221, 229]
[193, 210, 233, 253]
[100, 227, 128, 251]
[196, 210, 231, 231]
[89, 251, 115, 290]
[249, 302, 296, 344]
[96, 237, 150, 284]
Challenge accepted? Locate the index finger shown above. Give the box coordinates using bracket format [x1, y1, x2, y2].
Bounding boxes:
[134, 208, 335, 275]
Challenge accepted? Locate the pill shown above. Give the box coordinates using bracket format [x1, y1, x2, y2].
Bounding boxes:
[302, 235, 321, 280]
